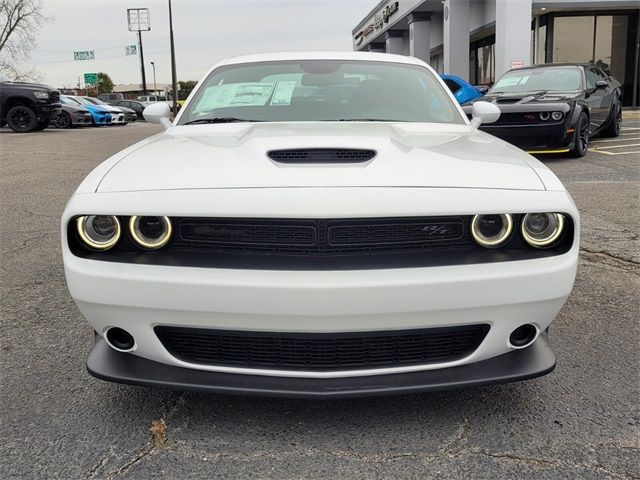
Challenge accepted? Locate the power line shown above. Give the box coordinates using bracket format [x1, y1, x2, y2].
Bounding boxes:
[31, 37, 169, 54]
[26, 50, 170, 64]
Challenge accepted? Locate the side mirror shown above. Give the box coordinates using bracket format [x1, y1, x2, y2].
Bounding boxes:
[143, 102, 172, 129]
[470, 101, 501, 127]
[595, 80, 608, 89]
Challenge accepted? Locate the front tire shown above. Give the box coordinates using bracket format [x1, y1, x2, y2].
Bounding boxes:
[55, 111, 72, 129]
[6, 105, 37, 132]
[600, 100, 621, 138]
[570, 112, 589, 158]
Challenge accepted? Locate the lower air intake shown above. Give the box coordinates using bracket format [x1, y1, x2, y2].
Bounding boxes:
[155, 324, 490, 371]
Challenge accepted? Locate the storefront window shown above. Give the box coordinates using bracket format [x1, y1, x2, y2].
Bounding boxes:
[536, 25, 546, 64]
[476, 44, 494, 84]
[553, 16, 595, 63]
[594, 15, 628, 81]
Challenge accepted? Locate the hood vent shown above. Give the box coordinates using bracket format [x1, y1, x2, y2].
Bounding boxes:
[267, 148, 376, 164]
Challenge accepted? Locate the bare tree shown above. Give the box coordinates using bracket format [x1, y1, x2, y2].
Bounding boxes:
[0, 0, 51, 81]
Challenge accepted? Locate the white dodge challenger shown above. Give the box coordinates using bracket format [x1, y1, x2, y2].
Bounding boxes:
[62, 52, 579, 398]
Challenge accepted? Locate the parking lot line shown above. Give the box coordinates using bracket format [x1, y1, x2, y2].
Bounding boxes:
[593, 150, 640, 156]
[591, 136, 640, 143]
[592, 143, 640, 150]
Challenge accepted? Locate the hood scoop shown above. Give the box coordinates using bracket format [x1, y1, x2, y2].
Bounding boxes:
[267, 148, 376, 164]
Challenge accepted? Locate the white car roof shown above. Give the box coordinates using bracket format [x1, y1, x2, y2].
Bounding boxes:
[222, 51, 423, 66]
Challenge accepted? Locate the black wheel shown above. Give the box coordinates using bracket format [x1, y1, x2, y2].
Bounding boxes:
[33, 119, 50, 131]
[600, 101, 621, 138]
[570, 112, 589, 158]
[6, 105, 37, 132]
[55, 111, 72, 129]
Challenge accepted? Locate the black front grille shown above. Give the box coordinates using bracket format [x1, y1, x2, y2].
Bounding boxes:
[155, 325, 490, 371]
[174, 217, 469, 255]
[49, 91, 60, 103]
[267, 148, 376, 163]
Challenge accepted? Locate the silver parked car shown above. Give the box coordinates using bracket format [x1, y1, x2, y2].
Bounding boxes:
[54, 95, 93, 128]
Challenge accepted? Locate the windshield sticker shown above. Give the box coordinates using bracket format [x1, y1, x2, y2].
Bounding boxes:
[194, 83, 275, 112]
[270, 81, 297, 106]
[494, 76, 524, 88]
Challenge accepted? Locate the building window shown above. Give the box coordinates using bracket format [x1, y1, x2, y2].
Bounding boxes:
[476, 43, 495, 85]
[553, 16, 595, 63]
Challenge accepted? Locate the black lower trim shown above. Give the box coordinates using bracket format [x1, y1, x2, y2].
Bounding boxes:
[87, 333, 556, 399]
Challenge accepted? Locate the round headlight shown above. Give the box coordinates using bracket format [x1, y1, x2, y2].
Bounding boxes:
[471, 214, 513, 248]
[521, 213, 565, 248]
[539, 112, 550, 121]
[129, 216, 172, 249]
[551, 111, 563, 121]
[76, 215, 121, 251]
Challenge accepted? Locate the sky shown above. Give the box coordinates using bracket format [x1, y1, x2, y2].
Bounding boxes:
[24, 0, 379, 88]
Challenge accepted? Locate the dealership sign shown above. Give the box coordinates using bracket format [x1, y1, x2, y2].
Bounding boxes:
[74, 50, 95, 61]
[355, 1, 400, 44]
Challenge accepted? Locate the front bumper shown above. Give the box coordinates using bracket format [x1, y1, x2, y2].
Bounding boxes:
[71, 112, 93, 126]
[88, 332, 556, 398]
[91, 113, 111, 125]
[480, 123, 574, 154]
[34, 103, 62, 122]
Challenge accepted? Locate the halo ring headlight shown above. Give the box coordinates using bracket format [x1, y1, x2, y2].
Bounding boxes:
[76, 215, 121, 251]
[129, 216, 173, 249]
[539, 112, 550, 121]
[522, 213, 565, 248]
[471, 214, 513, 248]
[551, 111, 563, 121]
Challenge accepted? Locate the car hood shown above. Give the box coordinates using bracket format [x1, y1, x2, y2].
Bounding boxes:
[481, 90, 582, 104]
[96, 122, 546, 192]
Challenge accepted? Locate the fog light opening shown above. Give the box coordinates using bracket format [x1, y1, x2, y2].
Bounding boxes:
[105, 327, 136, 352]
[508, 324, 538, 349]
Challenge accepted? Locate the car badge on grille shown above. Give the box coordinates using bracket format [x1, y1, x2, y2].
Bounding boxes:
[422, 224, 451, 236]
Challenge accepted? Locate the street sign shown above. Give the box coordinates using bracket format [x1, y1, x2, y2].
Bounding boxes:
[84, 73, 98, 86]
[125, 45, 138, 56]
[74, 50, 95, 61]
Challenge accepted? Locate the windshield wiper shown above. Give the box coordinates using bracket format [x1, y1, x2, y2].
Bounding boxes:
[183, 117, 261, 125]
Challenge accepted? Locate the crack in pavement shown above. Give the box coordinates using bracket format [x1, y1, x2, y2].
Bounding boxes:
[580, 248, 640, 273]
[469, 448, 639, 480]
[86, 393, 187, 479]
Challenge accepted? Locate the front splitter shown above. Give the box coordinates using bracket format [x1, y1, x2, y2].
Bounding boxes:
[87, 334, 556, 399]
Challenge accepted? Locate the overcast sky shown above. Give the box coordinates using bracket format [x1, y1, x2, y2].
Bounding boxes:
[25, 0, 378, 88]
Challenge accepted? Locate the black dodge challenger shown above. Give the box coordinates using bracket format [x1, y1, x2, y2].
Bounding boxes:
[463, 63, 622, 157]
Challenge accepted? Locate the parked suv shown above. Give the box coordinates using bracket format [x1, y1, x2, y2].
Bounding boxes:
[0, 73, 61, 132]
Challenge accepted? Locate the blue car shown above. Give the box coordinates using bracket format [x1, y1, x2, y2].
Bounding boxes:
[65, 95, 112, 126]
[441, 74, 485, 105]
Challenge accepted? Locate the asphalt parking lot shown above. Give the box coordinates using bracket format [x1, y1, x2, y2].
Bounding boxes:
[1, 120, 638, 480]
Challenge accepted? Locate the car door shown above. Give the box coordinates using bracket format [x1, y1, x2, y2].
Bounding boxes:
[584, 67, 608, 132]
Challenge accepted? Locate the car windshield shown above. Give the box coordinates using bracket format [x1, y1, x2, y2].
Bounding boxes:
[490, 67, 583, 93]
[178, 60, 463, 125]
[83, 97, 106, 105]
[61, 95, 82, 105]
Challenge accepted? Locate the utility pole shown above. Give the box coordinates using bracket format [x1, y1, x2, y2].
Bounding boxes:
[138, 30, 147, 95]
[168, 0, 178, 117]
[150, 61, 157, 94]
[127, 8, 151, 97]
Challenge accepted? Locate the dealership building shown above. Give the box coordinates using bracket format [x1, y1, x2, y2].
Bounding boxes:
[352, 0, 640, 106]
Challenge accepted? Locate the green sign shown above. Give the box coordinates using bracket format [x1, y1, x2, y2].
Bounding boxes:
[125, 45, 137, 56]
[84, 73, 98, 86]
[74, 50, 95, 61]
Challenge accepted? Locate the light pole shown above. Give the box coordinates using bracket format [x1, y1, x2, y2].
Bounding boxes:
[150, 61, 157, 95]
[168, 0, 178, 116]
